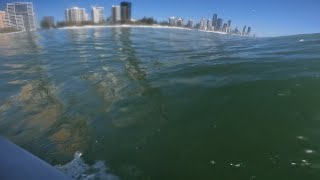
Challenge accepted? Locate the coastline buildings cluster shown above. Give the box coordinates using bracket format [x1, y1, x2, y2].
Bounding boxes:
[64, 6, 106, 24]
[0, 1, 133, 31]
[65, 7, 89, 23]
[0, 1, 253, 36]
[63, 2, 132, 25]
[169, 13, 252, 36]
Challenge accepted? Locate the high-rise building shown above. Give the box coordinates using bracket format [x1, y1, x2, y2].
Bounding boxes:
[177, 17, 184, 27]
[112, 6, 121, 23]
[199, 18, 206, 30]
[216, 18, 223, 31]
[227, 20, 231, 33]
[120, 2, 132, 23]
[207, 19, 213, 31]
[92, 7, 104, 24]
[65, 7, 88, 23]
[212, 13, 218, 29]
[4, 2, 36, 31]
[169, 17, 177, 26]
[222, 23, 228, 32]
[187, 19, 194, 28]
[242, 25, 247, 35]
[235, 27, 239, 34]
[227, 20, 231, 27]
[0, 11, 5, 28]
[195, 23, 200, 29]
[247, 27, 251, 36]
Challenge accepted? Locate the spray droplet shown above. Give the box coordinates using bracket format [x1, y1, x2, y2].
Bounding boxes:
[74, 151, 82, 158]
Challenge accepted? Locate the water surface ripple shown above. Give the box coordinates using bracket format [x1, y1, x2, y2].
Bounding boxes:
[1, 28, 320, 179]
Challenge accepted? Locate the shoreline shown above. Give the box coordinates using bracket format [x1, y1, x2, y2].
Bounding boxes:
[58, 24, 242, 36]
[59, 24, 192, 30]
[0, 25, 247, 37]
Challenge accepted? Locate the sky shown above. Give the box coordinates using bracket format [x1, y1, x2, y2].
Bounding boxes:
[1, 0, 319, 37]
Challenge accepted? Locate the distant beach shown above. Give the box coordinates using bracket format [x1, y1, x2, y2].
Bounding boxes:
[0, 25, 235, 36]
[59, 24, 190, 30]
[58, 24, 233, 35]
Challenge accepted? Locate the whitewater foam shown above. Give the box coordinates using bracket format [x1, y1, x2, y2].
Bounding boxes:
[56, 151, 119, 180]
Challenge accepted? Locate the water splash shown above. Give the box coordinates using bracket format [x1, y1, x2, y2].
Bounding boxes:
[56, 151, 119, 180]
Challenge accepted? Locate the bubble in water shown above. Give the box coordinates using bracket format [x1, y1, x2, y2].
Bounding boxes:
[296, 136, 307, 140]
[305, 149, 315, 154]
[230, 162, 244, 167]
[250, 176, 257, 180]
[301, 159, 311, 166]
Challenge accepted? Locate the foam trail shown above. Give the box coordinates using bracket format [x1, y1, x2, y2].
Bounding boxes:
[56, 151, 120, 180]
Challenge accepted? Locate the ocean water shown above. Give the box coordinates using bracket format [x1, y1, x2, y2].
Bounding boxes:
[0, 27, 320, 180]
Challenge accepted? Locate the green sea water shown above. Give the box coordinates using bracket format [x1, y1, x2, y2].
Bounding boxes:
[1, 27, 320, 179]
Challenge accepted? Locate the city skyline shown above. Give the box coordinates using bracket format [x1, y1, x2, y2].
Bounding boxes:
[55, 1, 251, 36]
[0, 1, 252, 36]
[0, 0, 319, 37]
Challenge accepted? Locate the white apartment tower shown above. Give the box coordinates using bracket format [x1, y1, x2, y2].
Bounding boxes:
[177, 17, 184, 27]
[200, 18, 206, 30]
[92, 7, 104, 24]
[207, 19, 213, 31]
[112, 6, 120, 23]
[169, 17, 177, 26]
[4, 2, 36, 31]
[65, 7, 88, 23]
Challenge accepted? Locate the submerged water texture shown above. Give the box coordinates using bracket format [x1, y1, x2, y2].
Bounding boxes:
[1, 28, 320, 179]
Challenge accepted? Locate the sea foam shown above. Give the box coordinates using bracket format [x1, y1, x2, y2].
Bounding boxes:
[56, 151, 119, 180]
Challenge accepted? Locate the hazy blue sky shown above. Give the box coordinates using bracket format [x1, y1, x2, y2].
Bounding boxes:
[1, 0, 319, 37]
